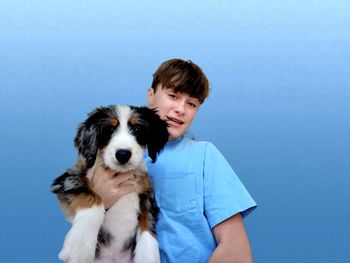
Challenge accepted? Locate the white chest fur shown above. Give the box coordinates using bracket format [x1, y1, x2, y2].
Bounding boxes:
[98, 192, 140, 261]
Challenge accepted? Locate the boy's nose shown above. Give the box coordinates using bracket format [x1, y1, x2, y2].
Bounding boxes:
[174, 101, 185, 115]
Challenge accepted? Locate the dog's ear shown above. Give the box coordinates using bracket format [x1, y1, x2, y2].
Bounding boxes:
[74, 120, 99, 169]
[137, 107, 169, 163]
[74, 107, 110, 169]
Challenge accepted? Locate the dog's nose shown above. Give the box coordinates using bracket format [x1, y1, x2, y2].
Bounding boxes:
[115, 149, 132, 164]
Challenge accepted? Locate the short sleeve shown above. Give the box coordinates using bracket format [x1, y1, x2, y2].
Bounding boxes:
[203, 142, 257, 229]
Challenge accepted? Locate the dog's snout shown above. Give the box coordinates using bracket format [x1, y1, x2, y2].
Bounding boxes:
[115, 149, 132, 164]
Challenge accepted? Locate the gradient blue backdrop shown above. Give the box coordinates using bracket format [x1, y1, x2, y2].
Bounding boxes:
[1, 1, 349, 262]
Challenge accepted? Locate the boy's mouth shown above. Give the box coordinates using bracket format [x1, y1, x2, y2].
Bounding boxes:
[166, 116, 184, 127]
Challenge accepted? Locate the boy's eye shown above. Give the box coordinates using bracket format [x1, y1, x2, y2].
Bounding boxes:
[188, 100, 199, 108]
[168, 93, 177, 99]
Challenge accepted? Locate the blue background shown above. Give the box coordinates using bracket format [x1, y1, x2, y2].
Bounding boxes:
[1, 1, 349, 262]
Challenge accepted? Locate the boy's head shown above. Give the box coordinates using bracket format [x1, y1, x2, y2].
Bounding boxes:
[150, 58, 210, 104]
[148, 59, 210, 141]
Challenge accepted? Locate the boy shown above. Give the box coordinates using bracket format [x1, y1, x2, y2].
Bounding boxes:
[92, 59, 256, 262]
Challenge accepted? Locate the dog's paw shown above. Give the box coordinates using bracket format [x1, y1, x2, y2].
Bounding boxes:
[58, 228, 96, 263]
[134, 231, 160, 263]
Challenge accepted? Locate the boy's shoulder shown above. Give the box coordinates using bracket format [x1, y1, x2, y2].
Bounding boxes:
[182, 137, 224, 157]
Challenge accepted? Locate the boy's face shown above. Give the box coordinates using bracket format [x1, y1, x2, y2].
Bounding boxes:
[147, 85, 200, 141]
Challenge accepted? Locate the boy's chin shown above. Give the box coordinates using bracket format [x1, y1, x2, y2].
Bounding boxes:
[168, 129, 186, 141]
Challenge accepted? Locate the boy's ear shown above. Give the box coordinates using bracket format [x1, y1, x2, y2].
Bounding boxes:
[137, 107, 169, 163]
[147, 88, 154, 106]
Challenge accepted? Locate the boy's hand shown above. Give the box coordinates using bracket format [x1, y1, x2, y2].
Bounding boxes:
[89, 166, 136, 210]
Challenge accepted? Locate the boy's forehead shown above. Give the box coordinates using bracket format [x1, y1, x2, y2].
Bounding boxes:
[160, 85, 200, 101]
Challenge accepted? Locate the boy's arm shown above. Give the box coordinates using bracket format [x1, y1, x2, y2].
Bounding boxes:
[207, 213, 253, 263]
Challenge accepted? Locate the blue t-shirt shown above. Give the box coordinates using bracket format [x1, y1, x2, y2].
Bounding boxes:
[145, 136, 256, 263]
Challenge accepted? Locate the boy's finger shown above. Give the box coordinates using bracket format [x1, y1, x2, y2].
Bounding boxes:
[119, 179, 136, 187]
[97, 166, 115, 178]
[113, 172, 136, 183]
[112, 185, 136, 197]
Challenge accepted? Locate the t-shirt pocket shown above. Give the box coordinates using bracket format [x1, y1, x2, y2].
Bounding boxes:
[160, 172, 196, 213]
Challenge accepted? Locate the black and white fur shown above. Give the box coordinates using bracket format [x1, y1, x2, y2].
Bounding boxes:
[51, 105, 168, 263]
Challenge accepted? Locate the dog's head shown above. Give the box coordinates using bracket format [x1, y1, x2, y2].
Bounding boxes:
[74, 105, 169, 171]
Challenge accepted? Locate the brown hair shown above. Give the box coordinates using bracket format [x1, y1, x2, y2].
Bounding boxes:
[151, 58, 210, 104]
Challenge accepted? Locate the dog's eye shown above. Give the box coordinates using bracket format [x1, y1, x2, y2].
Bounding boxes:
[108, 126, 116, 133]
[130, 125, 143, 134]
[100, 125, 116, 138]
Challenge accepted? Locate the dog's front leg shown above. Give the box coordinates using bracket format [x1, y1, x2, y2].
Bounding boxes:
[133, 231, 160, 263]
[59, 204, 105, 263]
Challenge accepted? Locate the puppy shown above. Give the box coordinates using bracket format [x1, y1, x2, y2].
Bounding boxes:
[51, 105, 168, 263]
